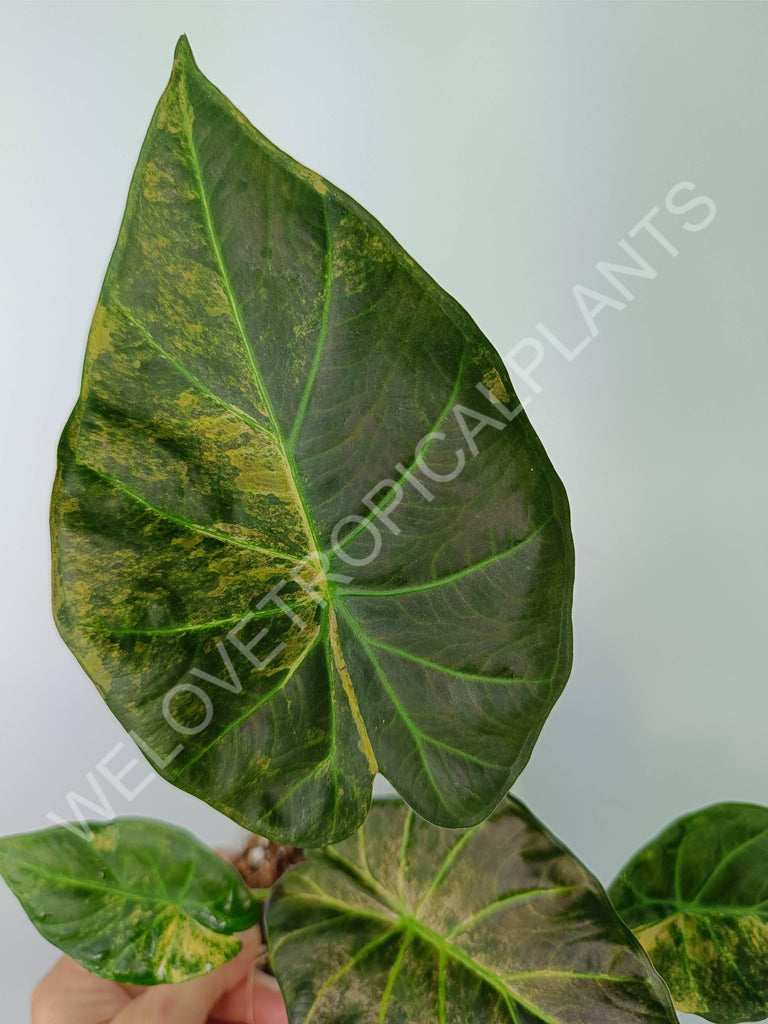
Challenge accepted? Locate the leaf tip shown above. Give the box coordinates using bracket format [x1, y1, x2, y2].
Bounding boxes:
[173, 34, 197, 69]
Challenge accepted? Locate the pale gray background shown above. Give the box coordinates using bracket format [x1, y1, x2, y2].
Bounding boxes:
[1, 2, 767, 1021]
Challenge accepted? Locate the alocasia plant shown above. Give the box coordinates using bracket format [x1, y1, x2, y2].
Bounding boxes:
[610, 803, 768, 1023]
[2, 35, 765, 1024]
[266, 797, 678, 1024]
[0, 818, 260, 984]
[50, 35, 573, 849]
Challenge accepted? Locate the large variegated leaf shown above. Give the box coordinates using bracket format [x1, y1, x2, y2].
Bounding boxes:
[610, 802, 768, 1023]
[266, 797, 678, 1024]
[51, 35, 574, 847]
[0, 818, 259, 984]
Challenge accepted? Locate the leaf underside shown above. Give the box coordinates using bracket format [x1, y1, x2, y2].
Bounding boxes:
[610, 801, 768, 1023]
[0, 818, 259, 984]
[266, 796, 678, 1024]
[51, 35, 574, 846]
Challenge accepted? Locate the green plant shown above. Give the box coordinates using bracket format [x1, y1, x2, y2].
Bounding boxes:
[2, 37, 765, 1024]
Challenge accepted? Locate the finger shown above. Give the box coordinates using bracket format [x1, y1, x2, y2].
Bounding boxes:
[112, 926, 262, 1024]
[32, 955, 132, 1024]
[210, 968, 288, 1024]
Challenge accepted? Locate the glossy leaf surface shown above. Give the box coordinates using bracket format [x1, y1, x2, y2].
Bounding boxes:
[610, 802, 768, 1023]
[266, 797, 677, 1024]
[51, 36, 574, 846]
[0, 817, 259, 984]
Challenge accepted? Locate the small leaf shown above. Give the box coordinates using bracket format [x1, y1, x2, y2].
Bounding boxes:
[51, 36, 574, 847]
[609, 802, 768, 1023]
[265, 796, 677, 1024]
[0, 817, 260, 984]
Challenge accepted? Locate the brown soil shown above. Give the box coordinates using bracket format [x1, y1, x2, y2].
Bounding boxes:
[231, 833, 304, 890]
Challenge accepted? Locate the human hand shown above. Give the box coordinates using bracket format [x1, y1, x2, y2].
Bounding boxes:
[31, 925, 289, 1024]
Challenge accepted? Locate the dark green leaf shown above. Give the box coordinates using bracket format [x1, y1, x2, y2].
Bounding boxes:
[266, 797, 677, 1024]
[51, 35, 573, 846]
[0, 817, 259, 984]
[609, 802, 768, 1023]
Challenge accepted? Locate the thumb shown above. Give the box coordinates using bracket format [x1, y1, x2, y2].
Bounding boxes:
[210, 967, 289, 1024]
[113, 926, 262, 1024]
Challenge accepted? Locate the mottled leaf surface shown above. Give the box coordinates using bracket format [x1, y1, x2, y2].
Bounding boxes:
[51, 36, 574, 846]
[0, 817, 259, 984]
[266, 797, 677, 1024]
[610, 802, 768, 1023]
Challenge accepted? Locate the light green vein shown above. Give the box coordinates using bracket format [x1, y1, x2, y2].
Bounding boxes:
[323, 846, 399, 913]
[437, 947, 448, 1024]
[337, 606, 508, 805]
[503, 969, 644, 983]
[502, 987, 522, 1024]
[689, 826, 768, 905]
[630, 902, 768, 929]
[86, 615, 244, 638]
[84, 463, 304, 563]
[355, 634, 547, 687]
[378, 930, 414, 1024]
[178, 66, 324, 565]
[407, 918, 563, 1024]
[302, 925, 404, 1024]
[176, 627, 323, 773]
[336, 514, 554, 598]
[294, 880, 399, 932]
[397, 808, 415, 904]
[287, 196, 334, 453]
[84, 606, 287, 639]
[257, 618, 341, 830]
[176, 859, 196, 904]
[0, 855, 225, 915]
[332, 349, 466, 553]
[702, 914, 767, 1004]
[673, 828, 686, 904]
[414, 824, 483, 918]
[267, 910, 361, 959]
[112, 302, 273, 443]
[445, 885, 580, 939]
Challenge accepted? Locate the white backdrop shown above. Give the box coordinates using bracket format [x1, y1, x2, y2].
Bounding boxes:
[1, 3, 767, 1021]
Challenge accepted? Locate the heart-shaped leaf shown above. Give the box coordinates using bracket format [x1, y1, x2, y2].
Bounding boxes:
[51, 36, 574, 847]
[0, 817, 260, 984]
[609, 802, 768, 1023]
[266, 797, 678, 1024]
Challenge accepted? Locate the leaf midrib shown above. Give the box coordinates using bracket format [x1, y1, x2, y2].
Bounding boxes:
[0, 852, 242, 920]
[286, 196, 334, 453]
[336, 604, 511, 799]
[178, 64, 324, 573]
[314, 834, 622, 1023]
[291, 884, 632, 1024]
